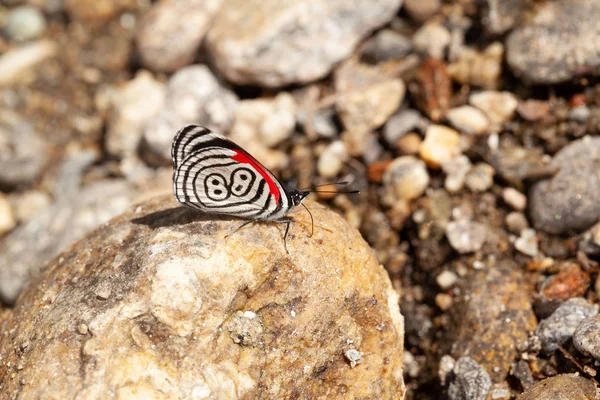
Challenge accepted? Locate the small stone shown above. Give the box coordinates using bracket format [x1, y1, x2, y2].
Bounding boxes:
[483, 0, 527, 35]
[506, 0, 600, 84]
[396, 133, 422, 156]
[517, 374, 597, 400]
[439, 354, 456, 386]
[530, 136, 600, 234]
[0, 39, 58, 85]
[447, 43, 504, 89]
[205, 0, 404, 87]
[446, 220, 487, 254]
[383, 109, 423, 146]
[505, 212, 529, 234]
[77, 324, 89, 335]
[317, 141, 348, 179]
[403, 0, 441, 22]
[469, 91, 518, 127]
[141, 65, 238, 164]
[344, 348, 363, 368]
[445, 106, 490, 136]
[382, 156, 430, 204]
[135, 0, 224, 72]
[412, 58, 451, 122]
[437, 270, 458, 290]
[535, 297, 598, 353]
[442, 156, 472, 194]
[367, 160, 393, 184]
[573, 315, 600, 361]
[227, 310, 264, 347]
[502, 187, 526, 211]
[106, 71, 166, 158]
[514, 228, 538, 257]
[447, 357, 492, 400]
[94, 283, 111, 300]
[8, 190, 51, 223]
[517, 100, 550, 121]
[465, 163, 494, 192]
[0, 193, 16, 235]
[541, 263, 590, 302]
[435, 293, 453, 311]
[4, 6, 47, 42]
[412, 21, 451, 59]
[568, 105, 590, 123]
[419, 125, 461, 168]
[360, 29, 412, 64]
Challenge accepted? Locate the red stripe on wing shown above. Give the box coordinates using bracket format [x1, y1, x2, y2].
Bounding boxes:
[231, 151, 281, 203]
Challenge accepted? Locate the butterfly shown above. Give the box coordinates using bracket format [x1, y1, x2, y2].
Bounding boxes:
[171, 125, 354, 252]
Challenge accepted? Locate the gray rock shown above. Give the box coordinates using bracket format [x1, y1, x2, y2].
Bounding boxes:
[0, 180, 135, 304]
[205, 0, 403, 87]
[483, 0, 527, 35]
[383, 109, 423, 146]
[530, 136, 600, 234]
[535, 297, 598, 353]
[135, 0, 224, 72]
[141, 65, 238, 165]
[360, 29, 412, 64]
[0, 111, 49, 187]
[446, 220, 487, 254]
[465, 163, 494, 193]
[573, 314, 600, 360]
[4, 6, 47, 42]
[506, 0, 600, 84]
[447, 357, 491, 400]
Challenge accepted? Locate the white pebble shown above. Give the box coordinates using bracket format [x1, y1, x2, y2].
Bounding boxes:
[514, 228, 538, 257]
[317, 141, 348, 178]
[446, 106, 490, 135]
[502, 187, 527, 211]
[437, 270, 458, 290]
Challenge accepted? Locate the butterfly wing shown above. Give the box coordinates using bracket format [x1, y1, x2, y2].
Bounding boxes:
[171, 125, 292, 220]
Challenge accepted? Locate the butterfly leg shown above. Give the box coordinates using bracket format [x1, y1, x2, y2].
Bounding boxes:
[275, 218, 292, 254]
[225, 220, 254, 239]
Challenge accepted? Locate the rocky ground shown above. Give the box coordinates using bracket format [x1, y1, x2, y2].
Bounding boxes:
[0, 0, 599, 398]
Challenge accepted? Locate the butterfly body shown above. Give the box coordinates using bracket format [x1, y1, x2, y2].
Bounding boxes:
[171, 125, 309, 221]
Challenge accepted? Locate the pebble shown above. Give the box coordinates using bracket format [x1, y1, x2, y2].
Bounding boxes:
[0, 193, 16, 235]
[506, 0, 600, 84]
[517, 100, 551, 121]
[442, 155, 472, 194]
[502, 187, 527, 211]
[541, 263, 590, 302]
[437, 270, 458, 290]
[465, 163, 494, 192]
[135, 0, 223, 72]
[530, 136, 600, 234]
[383, 109, 423, 146]
[419, 125, 461, 168]
[0, 112, 49, 187]
[573, 315, 600, 361]
[142, 65, 238, 164]
[77, 323, 89, 335]
[396, 133, 422, 156]
[447, 43, 503, 89]
[205, 0, 403, 86]
[344, 348, 363, 368]
[568, 105, 590, 123]
[403, 0, 441, 22]
[514, 228, 538, 257]
[412, 21, 451, 59]
[317, 141, 348, 179]
[105, 71, 166, 158]
[445, 106, 490, 136]
[4, 6, 47, 42]
[360, 29, 412, 64]
[382, 156, 430, 204]
[483, 0, 526, 35]
[505, 212, 529, 234]
[469, 90, 518, 127]
[535, 297, 598, 353]
[64, 0, 133, 21]
[0, 39, 58, 85]
[435, 293, 453, 311]
[438, 354, 456, 386]
[446, 220, 487, 254]
[517, 374, 597, 400]
[447, 356, 491, 400]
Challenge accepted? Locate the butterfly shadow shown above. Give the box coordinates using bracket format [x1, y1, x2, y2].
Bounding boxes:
[131, 206, 239, 229]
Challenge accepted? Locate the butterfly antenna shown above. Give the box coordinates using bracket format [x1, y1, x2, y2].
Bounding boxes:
[301, 203, 314, 237]
[299, 181, 349, 191]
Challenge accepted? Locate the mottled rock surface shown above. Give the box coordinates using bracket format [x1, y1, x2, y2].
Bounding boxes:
[506, 0, 600, 84]
[516, 374, 597, 400]
[530, 136, 600, 234]
[206, 0, 403, 86]
[0, 196, 405, 399]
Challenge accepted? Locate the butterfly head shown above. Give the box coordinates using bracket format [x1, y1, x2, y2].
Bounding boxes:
[290, 190, 310, 206]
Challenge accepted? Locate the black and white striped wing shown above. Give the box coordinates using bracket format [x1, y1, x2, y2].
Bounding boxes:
[171, 125, 292, 221]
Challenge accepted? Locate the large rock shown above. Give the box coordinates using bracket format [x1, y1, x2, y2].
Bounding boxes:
[205, 0, 403, 87]
[530, 136, 600, 234]
[506, 0, 600, 84]
[135, 0, 224, 72]
[0, 180, 136, 304]
[516, 374, 596, 400]
[0, 196, 405, 399]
